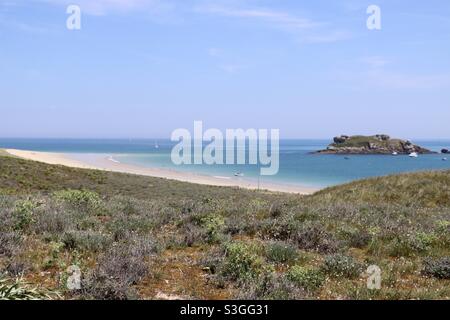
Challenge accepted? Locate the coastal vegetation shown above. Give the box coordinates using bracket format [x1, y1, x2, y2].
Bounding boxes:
[0, 152, 449, 300]
[316, 134, 433, 154]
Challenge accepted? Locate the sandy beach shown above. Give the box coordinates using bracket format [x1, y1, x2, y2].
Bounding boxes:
[5, 149, 318, 194]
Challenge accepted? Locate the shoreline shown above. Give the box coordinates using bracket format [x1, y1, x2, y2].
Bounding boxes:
[5, 149, 319, 194]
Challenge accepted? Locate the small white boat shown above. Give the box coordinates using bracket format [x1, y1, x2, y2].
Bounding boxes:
[409, 152, 418, 158]
[155, 141, 160, 149]
[234, 172, 244, 177]
[443, 158, 448, 161]
[107, 156, 120, 163]
[392, 152, 398, 156]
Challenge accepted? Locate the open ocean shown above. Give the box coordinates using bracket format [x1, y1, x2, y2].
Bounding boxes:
[1, 138, 449, 188]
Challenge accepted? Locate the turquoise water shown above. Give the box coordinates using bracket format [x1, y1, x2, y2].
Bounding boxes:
[1, 138, 449, 188]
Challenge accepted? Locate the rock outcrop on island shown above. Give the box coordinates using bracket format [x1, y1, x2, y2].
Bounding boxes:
[316, 134, 434, 154]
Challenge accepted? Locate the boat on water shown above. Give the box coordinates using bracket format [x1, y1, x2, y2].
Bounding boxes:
[409, 152, 418, 158]
[234, 172, 244, 177]
[392, 152, 398, 156]
[155, 141, 160, 149]
[443, 158, 448, 161]
[107, 156, 120, 163]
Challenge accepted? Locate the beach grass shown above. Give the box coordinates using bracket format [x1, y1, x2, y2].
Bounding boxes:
[0, 149, 10, 157]
[0, 153, 449, 300]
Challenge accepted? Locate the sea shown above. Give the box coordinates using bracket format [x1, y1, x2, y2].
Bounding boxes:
[1, 138, 449, 189]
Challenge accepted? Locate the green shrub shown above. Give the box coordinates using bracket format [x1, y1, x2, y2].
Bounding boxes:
[54, 190, 103, 213]
[294, 222, 339, 253]
[413, 232, 437, 251]
[321, 254, 363, 279]
[221, 242, 265, 282]
[436, 220, 450, 233]
[107, 213, 154, 241]
[42, 242, 65, 270]
[387, 237, 417, 257]
[265, 242, 298, 264]
[287, 266, 325, 291]
[422, 257, 450, 279]
[269, 202, 284, 218]
[239, 272, 307, 300]
[13, 199, 39, 231]
[337, 226, 371, 249]
[261, 214, 300, 241]
[62, 230, 112, 252]
[184, 212, 226, 245]
[200, 213, 225, 244]
[388, 233, 436, 257]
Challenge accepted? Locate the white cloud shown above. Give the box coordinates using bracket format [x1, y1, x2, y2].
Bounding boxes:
[196, 4, 352, 44]
[0, 16, 52, 33]
[197, 5, 320, 31]
[40, 0, 169, 16]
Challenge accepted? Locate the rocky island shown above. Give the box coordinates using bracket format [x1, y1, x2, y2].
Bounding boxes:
[316, 134, 434, 154]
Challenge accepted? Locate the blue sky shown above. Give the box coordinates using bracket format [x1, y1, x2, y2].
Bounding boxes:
[1, 0, 450, 139]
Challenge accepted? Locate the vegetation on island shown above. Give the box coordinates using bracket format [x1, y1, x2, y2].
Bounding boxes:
[316, 134, 433, 154]
[0, 151, 449, 300]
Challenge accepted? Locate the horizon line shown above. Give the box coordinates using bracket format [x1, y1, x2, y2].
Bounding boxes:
[1, 136, 450, 141]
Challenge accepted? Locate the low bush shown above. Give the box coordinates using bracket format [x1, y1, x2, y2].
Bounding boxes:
[321, 254, 363, 279]
[13, 199, 39, 231]
[62, 230, 112, 253]
[294, 223, 339, 253]
[81, 236, 158, 299]
[387, 237, 416, 257]
[199, 213, 225, 244]
[220, 242, 265, 282]
[287, 266, 325, 291]
[260, 214, 300, 241]
[238, 272, 307, 300]
[413, 232, 437, 252]
[269, 202, 284, 218]
[53, 190, 103, 213]
[0, 232, 21, 257]
[337, 226, 371, 249]
[33, 204, 74, 235]
[265, 241, 298, 264]
[422, 257, 450, 279]
[435, 220, 450, 233]
[106, 213, 154, 241]
[388, 233, 436, 257]
[181, 213, 226, 246]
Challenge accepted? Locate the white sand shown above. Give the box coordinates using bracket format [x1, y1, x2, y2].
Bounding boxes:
[5, 149, 318, 194]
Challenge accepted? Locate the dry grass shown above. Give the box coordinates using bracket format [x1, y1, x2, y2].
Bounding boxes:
[0, 154, 449, 300]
